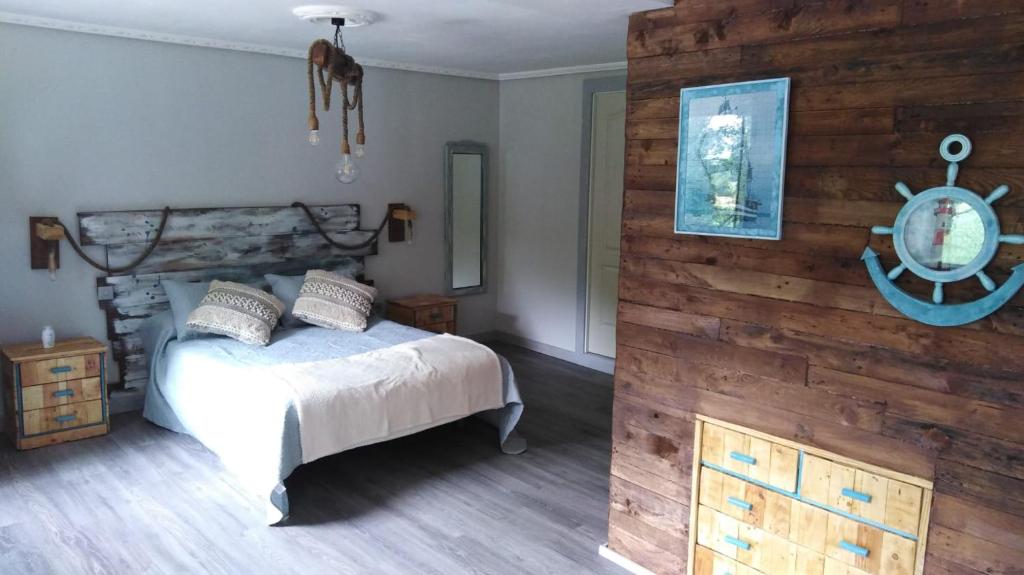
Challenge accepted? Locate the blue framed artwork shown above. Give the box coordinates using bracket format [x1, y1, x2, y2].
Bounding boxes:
[675, 77, 790, 239]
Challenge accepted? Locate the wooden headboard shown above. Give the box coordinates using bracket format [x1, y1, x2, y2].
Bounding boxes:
[79, 204, 378, 389]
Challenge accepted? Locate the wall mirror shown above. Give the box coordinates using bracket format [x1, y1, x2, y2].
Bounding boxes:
[445, 141, 488, 296]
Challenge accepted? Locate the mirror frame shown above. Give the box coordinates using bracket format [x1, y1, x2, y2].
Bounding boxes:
[444, 140, 489, 296]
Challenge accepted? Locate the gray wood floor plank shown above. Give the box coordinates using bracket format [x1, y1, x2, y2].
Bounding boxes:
[0, 343, 623, 575]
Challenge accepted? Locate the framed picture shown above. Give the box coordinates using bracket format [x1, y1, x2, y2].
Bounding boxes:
[674, 77, 790, 240]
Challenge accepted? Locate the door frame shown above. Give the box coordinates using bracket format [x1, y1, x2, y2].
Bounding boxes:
[575, 76, 626, 374]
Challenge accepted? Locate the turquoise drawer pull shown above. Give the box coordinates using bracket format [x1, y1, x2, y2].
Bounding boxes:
[727, 496, 753, 511]
[729, 451, 757, 465]
[839, 540, 869, 557]
[50, 366, 73, 374]
[54, 414, 77, 423]
[841, 488, 873, 503]
[723, 535, 750, 551]
[52, 389, 75, 398]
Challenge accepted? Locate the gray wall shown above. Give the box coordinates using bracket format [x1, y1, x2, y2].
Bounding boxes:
[0, 23, 500, 376]
[494, 72, 622, 355]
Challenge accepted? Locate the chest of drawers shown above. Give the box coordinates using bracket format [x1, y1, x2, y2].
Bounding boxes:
[689, 416, 932, 575]
[2, 338, 109, 450]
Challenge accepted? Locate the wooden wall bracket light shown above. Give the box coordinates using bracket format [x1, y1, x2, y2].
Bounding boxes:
[30, 217, 66, 280]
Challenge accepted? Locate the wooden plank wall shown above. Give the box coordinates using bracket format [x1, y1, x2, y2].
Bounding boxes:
[608, 1, 1024, 574]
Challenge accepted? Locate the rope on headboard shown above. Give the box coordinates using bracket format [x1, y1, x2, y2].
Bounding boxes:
[58, 206, 172, 274]
[53, 203, 389, 275]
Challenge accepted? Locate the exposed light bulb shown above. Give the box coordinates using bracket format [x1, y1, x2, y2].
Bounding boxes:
[308, 130, 320, 146]
[354, 144, 365, 158]
[335, 154, 359, 184]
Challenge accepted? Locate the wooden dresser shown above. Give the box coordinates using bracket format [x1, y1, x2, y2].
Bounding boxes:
[690, 416, 932, 575]
[2, 337, 109, 450]
[387, 295, 457, 334]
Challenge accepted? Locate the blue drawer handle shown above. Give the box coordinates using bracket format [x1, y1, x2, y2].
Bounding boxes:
[729, 451, 757, 465]
[723, 535, 750, 551]
[54, 414, 77, 423]
[52, 389, 75, 398]
[839, 540, 869, 557]
[727, 496, 753, 511]
[841, 488, 873, 503]
[50, 366, 74, 374]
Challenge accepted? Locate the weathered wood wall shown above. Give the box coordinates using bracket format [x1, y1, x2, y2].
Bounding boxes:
[609, 1, 1024, 574]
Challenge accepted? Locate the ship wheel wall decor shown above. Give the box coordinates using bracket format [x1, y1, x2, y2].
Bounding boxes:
[864, 134, 1024, 326]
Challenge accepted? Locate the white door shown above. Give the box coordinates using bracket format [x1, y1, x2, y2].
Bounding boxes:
[585, 90, 626, 358]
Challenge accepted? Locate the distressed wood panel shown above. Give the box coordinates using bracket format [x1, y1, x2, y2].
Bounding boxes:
[79, 204, 361, 245]
[106, 231, 375, 274]
[81, 204, 375, 388]
[611, 2, 1024, 574]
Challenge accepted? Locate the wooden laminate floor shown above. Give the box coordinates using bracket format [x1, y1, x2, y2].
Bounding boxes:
[0, 343, 622, 575]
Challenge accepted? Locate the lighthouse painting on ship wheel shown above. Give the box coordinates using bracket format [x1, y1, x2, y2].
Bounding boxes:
[674, 77, 790, 240]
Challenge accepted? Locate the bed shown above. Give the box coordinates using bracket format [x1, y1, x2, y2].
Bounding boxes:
[78, 204, 525, 524]
[139, 311, 524, 524]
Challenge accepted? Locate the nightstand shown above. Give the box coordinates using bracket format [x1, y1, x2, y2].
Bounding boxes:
[387, 295, 457, 334]
[2, 337, 109, 450]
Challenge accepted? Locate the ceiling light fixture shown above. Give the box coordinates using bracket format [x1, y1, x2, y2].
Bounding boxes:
[297, 5, 380, 183]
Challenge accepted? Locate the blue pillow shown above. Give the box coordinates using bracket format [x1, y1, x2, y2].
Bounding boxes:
[265, 274, 305, 327]
[162, 280, 216, 341]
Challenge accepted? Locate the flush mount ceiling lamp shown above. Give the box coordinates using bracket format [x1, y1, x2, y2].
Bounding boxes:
[296, 5, 380, 183]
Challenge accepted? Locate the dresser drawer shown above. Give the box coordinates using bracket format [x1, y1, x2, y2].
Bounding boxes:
[19, 354, 101, 387]
[694, 545, 764, 575]
[414, 305, 455, 325]
[697, 505, 827, 574]
[20, 377, 103, 411]
[701, 422, 800, 493]
[699, 466, 794, 539]
[22, 399, 104, 436]
[825, 513, 916, 575]
[802, 454, 923, 535]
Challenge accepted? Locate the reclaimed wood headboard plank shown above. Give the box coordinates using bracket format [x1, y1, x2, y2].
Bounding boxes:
[83, 204, 375, 389]
[79, 205, 362, 245]
[106, 231, 376, 275]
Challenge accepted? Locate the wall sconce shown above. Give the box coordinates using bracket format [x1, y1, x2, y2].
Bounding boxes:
[30, 217, 66, 281]
[388, 203, 416, 243]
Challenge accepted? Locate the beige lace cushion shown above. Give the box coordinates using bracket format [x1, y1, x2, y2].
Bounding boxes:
[185, 280, 285, 346]
[292, 270, 378, 332]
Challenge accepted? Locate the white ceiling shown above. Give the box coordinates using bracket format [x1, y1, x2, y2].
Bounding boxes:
[0, 1, 672, 79]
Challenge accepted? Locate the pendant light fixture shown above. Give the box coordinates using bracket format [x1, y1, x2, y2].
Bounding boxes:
[296, 6, 379, 183]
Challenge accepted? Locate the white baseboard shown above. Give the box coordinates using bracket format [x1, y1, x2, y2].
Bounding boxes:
[490, 332, 615, 374]
[598, 544, 656, 575]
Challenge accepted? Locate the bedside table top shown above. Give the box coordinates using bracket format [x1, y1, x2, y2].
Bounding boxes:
[389, 294, 457, 309]
[2, 337, 107, 363]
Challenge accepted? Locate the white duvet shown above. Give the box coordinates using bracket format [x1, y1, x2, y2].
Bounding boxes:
[263, 333, 505, 464]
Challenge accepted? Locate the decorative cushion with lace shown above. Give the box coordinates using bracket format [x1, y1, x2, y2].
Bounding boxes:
[185, 280, 285, 346]
[292, 270, 378, 332]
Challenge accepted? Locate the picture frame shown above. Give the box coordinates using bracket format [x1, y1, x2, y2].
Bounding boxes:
[674, 77, 790, 240]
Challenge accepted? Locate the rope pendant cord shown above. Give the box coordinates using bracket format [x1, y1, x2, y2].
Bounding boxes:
[291, 202, 389, 250]
[56, 206, 172, 274]
[52, 203, 385, 275]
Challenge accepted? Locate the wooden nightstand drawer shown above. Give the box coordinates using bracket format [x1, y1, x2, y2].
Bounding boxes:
[824, 513, 916, 575]
[22, 399, 105, 436]
[414, 305, 454, 326]
[21, 377, 103, 411]
[19, 353, 101, 387]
